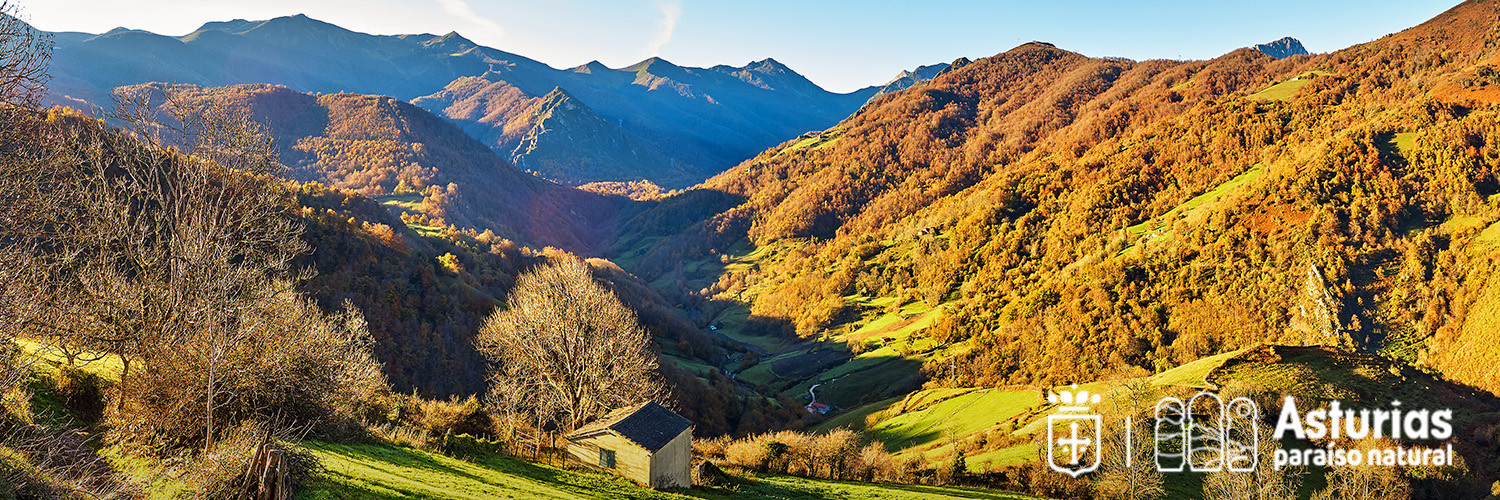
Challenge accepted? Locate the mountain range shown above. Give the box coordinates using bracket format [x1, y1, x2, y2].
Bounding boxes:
[44, 15, 883, 187]
[862, 58, 970, 104]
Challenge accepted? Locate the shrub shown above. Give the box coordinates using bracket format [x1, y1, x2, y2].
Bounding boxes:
[849, 442, 896, 482]
[724, 436, 772, 472]
[692, 435, 730, 461]
[397, 394, 495, 439]
[720, 430, 883, 482]
[436, 433, 505, 459]
[109, 293, 388, 451]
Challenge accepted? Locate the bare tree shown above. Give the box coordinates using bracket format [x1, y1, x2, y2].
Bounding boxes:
[0, 86, 308, 453]
[0, 0, 48, 109]
[1093, 379, 1164, 500]
[114, 88, 308, 452]
[476, 258, 665, 431]
[1201, 383, 1302, 500]
[0, 0, 53, 397]
[1311, 438, 1412, 500]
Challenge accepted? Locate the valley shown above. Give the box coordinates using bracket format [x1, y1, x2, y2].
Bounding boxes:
[4, 0, 1500, 499]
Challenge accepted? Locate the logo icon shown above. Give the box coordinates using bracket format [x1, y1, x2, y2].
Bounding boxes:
[1046, 385, 1101, 478]
[1154, 392, 1259, 472]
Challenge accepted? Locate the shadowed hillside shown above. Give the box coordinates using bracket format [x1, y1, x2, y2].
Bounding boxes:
[115, 82, 628, 253]
[412, 57, 879, 186]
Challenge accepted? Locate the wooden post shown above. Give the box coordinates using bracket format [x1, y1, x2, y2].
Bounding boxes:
[241, 442, 268, 498]
[275, 450, 289, 500]
[257, 450, 273, 499]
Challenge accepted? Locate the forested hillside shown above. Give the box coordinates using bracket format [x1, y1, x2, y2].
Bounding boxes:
[115, 82, 626, 253]
[619, 0, 1500, 411]
[37, 85, 792, 439]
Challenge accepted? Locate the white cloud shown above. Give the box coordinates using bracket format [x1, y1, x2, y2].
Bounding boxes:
[436, 0, 504, 38]
[643, 0, 682, 57]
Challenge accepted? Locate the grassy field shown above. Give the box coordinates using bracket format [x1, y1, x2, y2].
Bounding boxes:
[870, 389, 1039, 452]
[1247, 78, 1311, 101]
[1389, 132, 1417, 156]
[299, 441, 1045, 500]
[810, 386, 1042, 468]
[374, 193, 423, 211]
[1127, 163, 1265, 237]
[778, 130, 843, 154]
[838, 296, 942, 344]
[705, 305, 787, 356]
[1247, 71, 1331, 101]
[15, 338, 125, 381]
[1470, 218, 1500, 255]
[810, 396, 902, 434]
[664, 352, 719, 377]
[1145, 347, 1248, 389]
[961, 443, 1037, 472]
[1450, 271, 1500, 395]
[722, 291, 950, 401]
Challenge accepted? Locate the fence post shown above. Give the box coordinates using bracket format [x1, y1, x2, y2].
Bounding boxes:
[275, 450, 289, 500]
[257, 449, 274, 498]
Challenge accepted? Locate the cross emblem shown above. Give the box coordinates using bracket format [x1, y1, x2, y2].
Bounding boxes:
[1046, 385, 1102, 477]
[1058, 421, 1092, 464]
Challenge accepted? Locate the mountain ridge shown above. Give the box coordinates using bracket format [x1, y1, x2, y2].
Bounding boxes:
[43, 14, 883, 188]
[115, 82, 628, 253]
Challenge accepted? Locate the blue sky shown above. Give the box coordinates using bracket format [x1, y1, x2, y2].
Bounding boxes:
[22, 0, 1459, 93]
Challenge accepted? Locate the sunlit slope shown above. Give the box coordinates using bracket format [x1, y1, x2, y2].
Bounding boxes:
[615, 0, 1500, 410]
[299, 442, 1048, 500]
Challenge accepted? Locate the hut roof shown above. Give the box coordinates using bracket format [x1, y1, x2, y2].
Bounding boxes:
[565, 402, 692, 452]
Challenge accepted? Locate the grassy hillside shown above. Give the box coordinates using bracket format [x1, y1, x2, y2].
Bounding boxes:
[299, 442, 1044, 500]
[802, 343, 1500, 487]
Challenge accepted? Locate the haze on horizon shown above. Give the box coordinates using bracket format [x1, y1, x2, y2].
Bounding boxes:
[19, 0, 1461, 93]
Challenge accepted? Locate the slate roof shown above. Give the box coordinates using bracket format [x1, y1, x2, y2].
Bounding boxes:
[565, 402, 692, 453]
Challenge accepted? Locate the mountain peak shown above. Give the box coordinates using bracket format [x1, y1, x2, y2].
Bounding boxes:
[193, 18, 259, 35]
[422, 30, 476, 51]
[571, 60, 612, 74]
[260, 13, 338, 31]
[628, 56, 681, 71]
[1012, 41, 1059, 52]
[727, 57, 823, 93]
[625, 57, 690, 83]
[865, 60, 957, 104]
[1252, 37, 1308, 59]
[754, 57, 790, 71]
[99, 26, 158, 37]
[540, 86, 577, 102]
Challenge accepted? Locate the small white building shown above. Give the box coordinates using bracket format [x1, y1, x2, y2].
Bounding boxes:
[563, 402, 693, 489]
